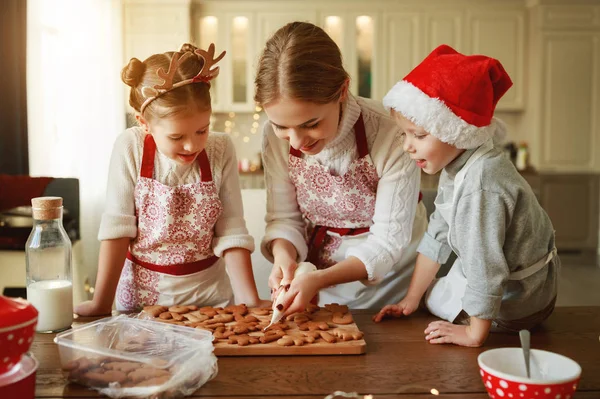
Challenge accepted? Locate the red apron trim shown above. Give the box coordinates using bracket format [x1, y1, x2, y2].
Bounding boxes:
[307, 225, 370, 266]
[126, 252, 218, 276]
[290, 113, 368, 159]
[141, 135, 156, 179]
[140, 135, 213, 182]
[198, 150, 213, 182]
[354, 114, 369, 158]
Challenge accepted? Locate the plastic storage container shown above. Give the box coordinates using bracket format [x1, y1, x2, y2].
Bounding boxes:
[54, 315, 218, 398]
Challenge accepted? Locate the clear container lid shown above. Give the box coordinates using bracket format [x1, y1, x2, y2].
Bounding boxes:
[53, 315, 213, 369]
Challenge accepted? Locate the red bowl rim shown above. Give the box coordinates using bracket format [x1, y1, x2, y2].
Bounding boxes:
[0, 318, 37, 334]
[478, 348, 581, 385]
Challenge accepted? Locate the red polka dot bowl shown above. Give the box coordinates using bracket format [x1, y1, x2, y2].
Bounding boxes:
[0, 296, 38, 374]
[478, 348, 581, 399]
[0, 353, 38, 399]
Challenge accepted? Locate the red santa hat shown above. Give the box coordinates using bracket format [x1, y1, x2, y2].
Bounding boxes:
[383, 44, 513, 149]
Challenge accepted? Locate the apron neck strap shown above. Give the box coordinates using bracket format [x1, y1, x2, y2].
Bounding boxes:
[140, 134, 213, 182]
[140, 134, 157, 178]
[354, 114, 369, 158]
[197, 150, 213, 182]
[289, 112, 368, 158]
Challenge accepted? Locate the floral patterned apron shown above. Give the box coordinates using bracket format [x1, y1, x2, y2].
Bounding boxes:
[115, 134, 233, 311]
[289, 114, 426, 308]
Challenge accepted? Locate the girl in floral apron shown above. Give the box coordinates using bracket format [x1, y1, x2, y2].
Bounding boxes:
[76, 43, 269, 316]
[255, 22, 428, 316]
[374, 45, 559, 347]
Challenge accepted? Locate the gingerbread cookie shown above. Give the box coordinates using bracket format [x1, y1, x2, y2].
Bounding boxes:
[331, 328, 364, 341]
[332, 312, 353, 325]
[297, 321, 330, 331]
[324, 303, 349, 314]
[143, 305, 168, 318]
[228, 334, 260, 346]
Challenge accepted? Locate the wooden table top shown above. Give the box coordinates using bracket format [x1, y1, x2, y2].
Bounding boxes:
[32, 307, 600, 398]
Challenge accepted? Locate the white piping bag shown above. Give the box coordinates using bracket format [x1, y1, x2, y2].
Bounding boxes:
[264, 262, 317, 331]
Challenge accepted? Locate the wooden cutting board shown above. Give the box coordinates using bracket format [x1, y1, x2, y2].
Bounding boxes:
[214, 308, 366, 356]
[142, 304, 366, 356]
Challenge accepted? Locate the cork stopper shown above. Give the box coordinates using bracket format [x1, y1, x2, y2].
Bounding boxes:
[31, 196, 63, 220]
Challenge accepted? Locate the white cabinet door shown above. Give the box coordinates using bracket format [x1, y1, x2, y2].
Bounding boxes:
[194, 10, 317, 112]
[465, 9, 526, 111]
[538, 32, 600, 172]
[320, 12, 379, 100]
[224, 13, 256, 113]
[380, 12, 422, 98]
[424, 11, 463, 54]
[194, 12, 227, 112]
[123, 2, 192, 113]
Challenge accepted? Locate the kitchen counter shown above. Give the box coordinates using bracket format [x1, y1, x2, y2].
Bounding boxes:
[31, 307, 600, 398]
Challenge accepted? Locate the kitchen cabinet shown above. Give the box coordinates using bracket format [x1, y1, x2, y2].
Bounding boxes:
[465, 8, 526, 110]
[525, 1, 600, 172]
[192, 5, 319, 112]
[124, 0, 526, 110]
[380, 5, 525, 110]
[122, 0, 192, 112]
[187, 0, 526, 110]
[123, 0, 598, 176]
[539, 174, 599, 264]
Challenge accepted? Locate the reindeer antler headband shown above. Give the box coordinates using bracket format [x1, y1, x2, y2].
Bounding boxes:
[139, 43, 226, 114]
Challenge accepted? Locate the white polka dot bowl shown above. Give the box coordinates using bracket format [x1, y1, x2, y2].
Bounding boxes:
[478, 348, 581, 399]
[0, 296, 38, 375]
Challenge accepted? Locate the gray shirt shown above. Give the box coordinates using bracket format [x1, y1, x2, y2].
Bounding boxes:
[418, 147, 558, 321]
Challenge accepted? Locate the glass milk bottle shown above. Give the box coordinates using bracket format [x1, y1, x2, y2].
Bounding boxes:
[25, 196, 73, 333]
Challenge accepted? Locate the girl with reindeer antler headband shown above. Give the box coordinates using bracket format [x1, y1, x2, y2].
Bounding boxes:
[76, 43, 270, 316]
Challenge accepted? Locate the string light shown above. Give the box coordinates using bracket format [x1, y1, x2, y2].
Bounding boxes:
[252, 121, 259, 128]
[228, 111, 235, 118]
[225, 121, 232, 127]
[251, 128, 257, 134]
[253, 113, 260, 120]
[255, 105, 262, 112]
[430, 388, 440, 395]
[243, 136, 250, 143]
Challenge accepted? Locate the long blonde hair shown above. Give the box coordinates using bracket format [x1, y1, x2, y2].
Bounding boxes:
[122, 43, 211, 121]
[254, 22, 349, 106]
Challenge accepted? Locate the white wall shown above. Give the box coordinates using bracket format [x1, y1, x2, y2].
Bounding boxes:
[27, 0, 125, 291]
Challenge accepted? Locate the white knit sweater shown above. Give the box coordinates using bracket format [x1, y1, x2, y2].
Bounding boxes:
[261, 94, 420, 282]
[98, 127, 254, 256]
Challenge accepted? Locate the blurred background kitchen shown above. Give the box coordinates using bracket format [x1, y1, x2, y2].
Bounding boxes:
[1, 0, 599, 305]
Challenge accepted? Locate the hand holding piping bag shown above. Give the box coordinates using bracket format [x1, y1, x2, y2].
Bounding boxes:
[265, 262, 317, 330]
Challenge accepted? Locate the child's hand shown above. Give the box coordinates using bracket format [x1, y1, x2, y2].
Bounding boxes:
[424, 321, 486, 347]
[278, 272, 322, 317]
[268, 259, 297, 301]
[74, 300, 112, 317]
[372, 297, 419, 322]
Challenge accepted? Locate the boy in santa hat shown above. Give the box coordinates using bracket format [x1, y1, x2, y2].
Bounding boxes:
[373, 45, 559, 347]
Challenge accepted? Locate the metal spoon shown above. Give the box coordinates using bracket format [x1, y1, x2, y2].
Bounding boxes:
[519, 329, 531, 378]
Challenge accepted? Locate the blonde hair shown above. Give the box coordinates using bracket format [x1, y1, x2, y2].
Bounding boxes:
[122, 43, 211, 121]
[254, 22, 350, 106]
